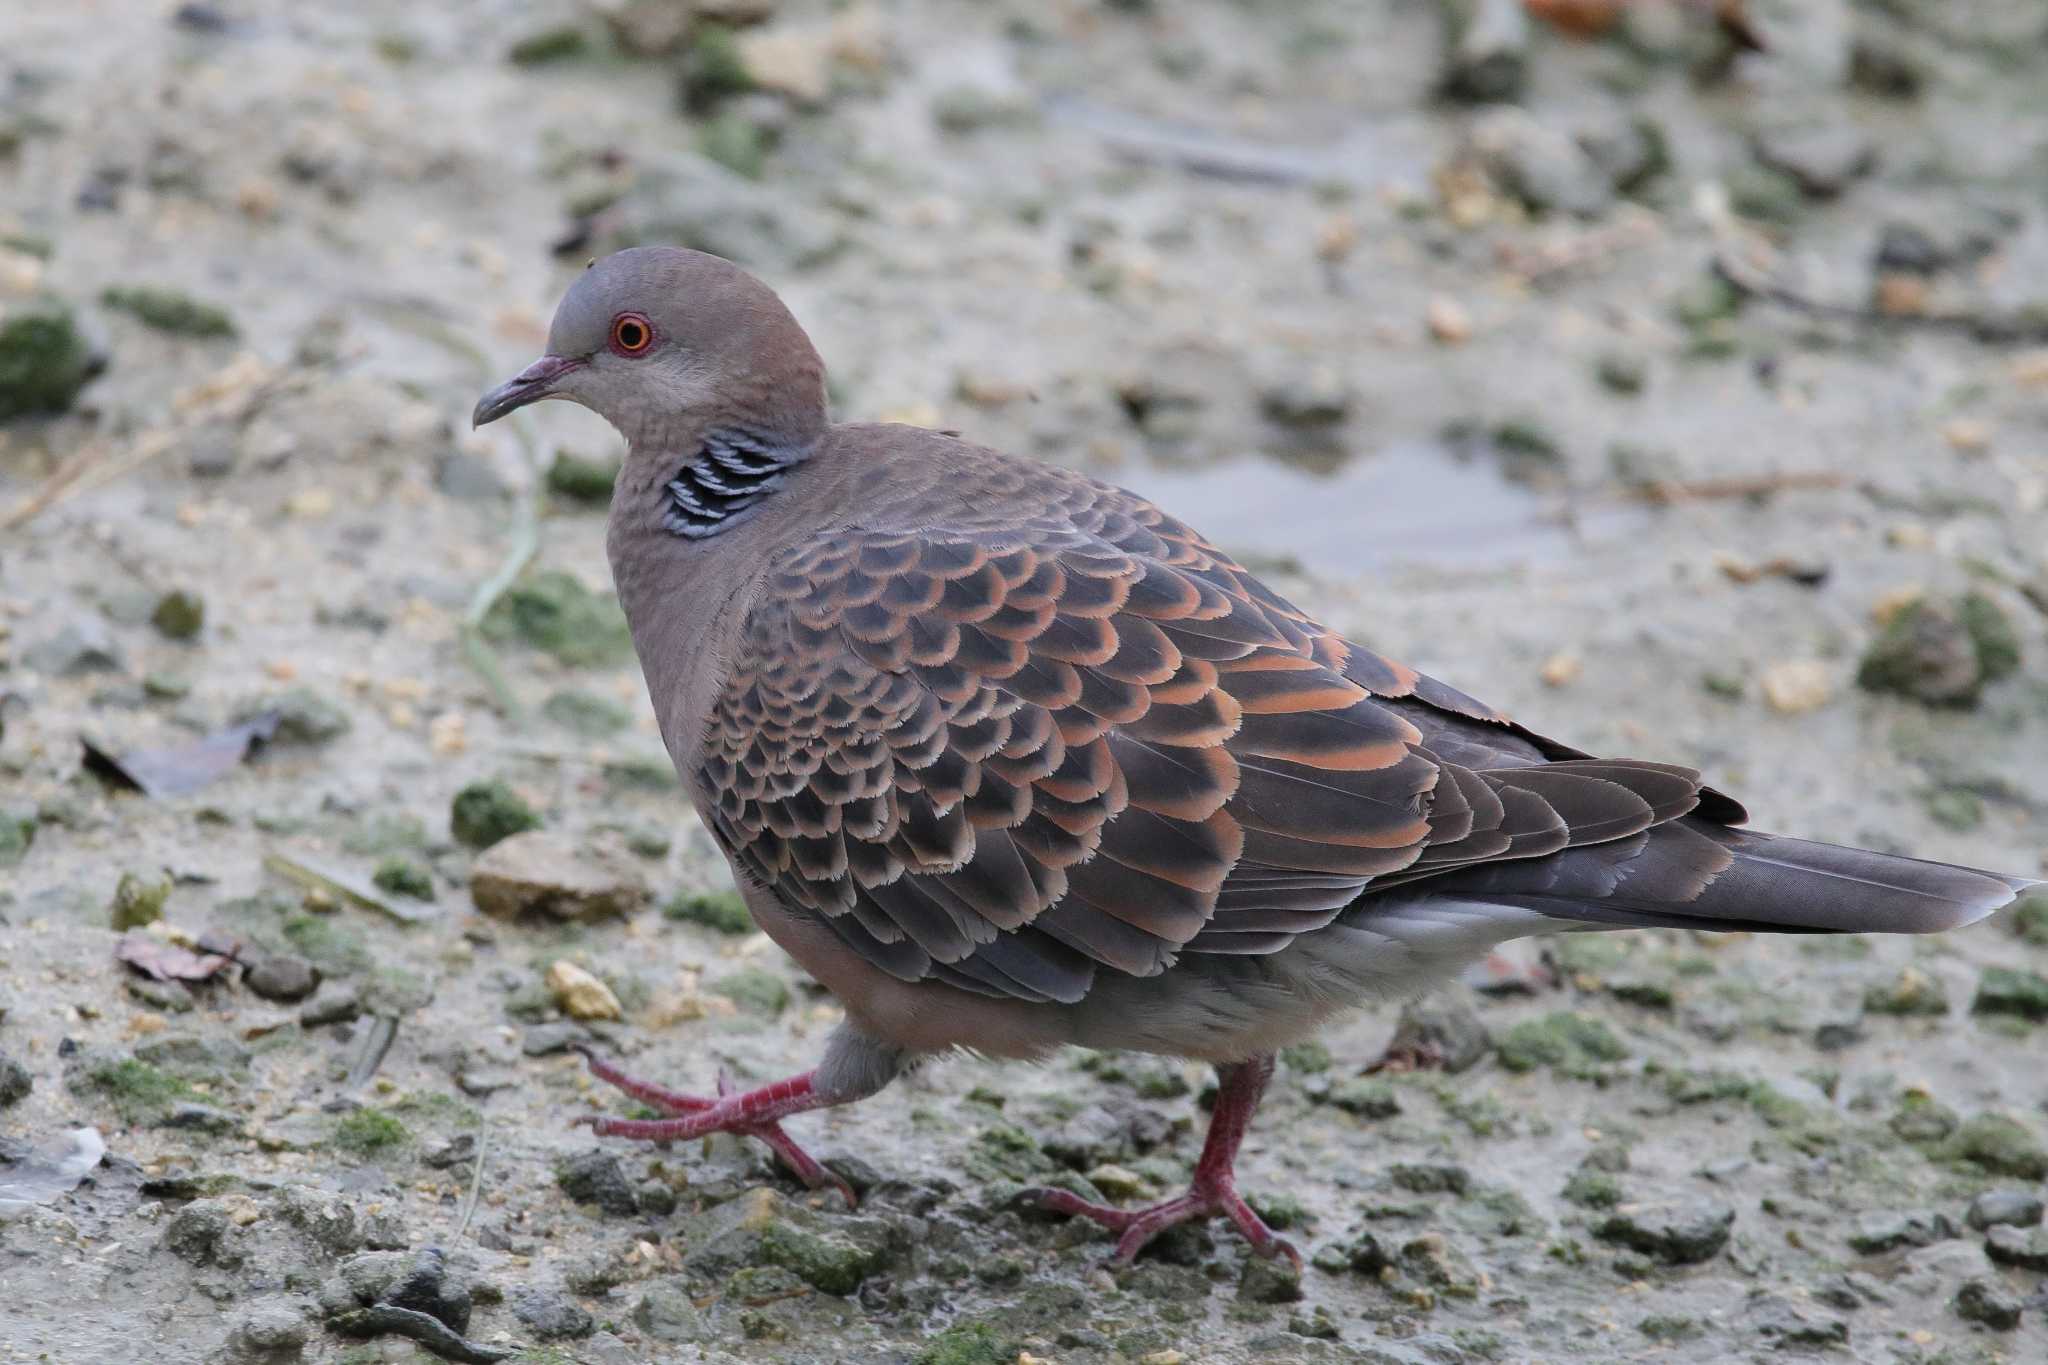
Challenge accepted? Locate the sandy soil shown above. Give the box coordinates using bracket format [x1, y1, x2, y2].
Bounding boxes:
[3, 2, 2047, 1362]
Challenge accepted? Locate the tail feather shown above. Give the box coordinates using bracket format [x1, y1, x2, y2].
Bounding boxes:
[1429, 818, 2035, 935]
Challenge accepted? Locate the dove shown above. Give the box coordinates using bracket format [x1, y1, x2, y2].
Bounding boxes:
[475, 247, 2036, 1265]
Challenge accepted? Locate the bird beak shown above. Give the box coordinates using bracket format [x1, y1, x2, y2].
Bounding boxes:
[472, 354, 583, 428]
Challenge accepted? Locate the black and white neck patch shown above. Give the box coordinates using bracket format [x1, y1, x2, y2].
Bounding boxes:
[662, 429, 809, 538]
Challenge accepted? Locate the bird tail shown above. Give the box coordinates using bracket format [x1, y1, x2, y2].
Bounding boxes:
[1428, 818, 2036, 935]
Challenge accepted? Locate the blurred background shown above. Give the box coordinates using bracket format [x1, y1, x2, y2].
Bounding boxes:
[3, 2, 2047, 1361]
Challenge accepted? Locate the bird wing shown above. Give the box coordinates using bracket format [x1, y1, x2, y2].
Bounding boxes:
[700, 472, 1726, 1004]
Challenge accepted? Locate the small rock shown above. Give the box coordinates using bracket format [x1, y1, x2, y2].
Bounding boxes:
[470, 831, 649, 919]
[636, 1178, 678, 1216]
[1945, 1114, 2048, 1180]
[1257, 369, 1352, 429]
[1238, 1253, 1303, 1304]
[511, 1286, 594, 1340]
[634, 1281, 707, 1344]
[150, 590, 205, 640]
[1326, 1078, 1401, 1118]
[1377, 992, 1490, 1073]
[1595, 1199, 1734, 1265]
[1748, 1294, 1848, 1349]
[27, 618, 124, 677]
[1761, 660, 1833, 715]
[1972, 967, 2048, 1022]
[1856, 596, 2011, 707]
[0, 1055, 32, 1107]
[0, 298, 101, 419]
[162, 1102, 236, 1133]
[1468, 107, 1613, 217]
[1538, 651, 1581, 688]
[678, 1186, 899, 1295]
[245, 955, 321, 1003]
[556, 1151, 639, 1217]
[1985, 1224, 2048, 1271]
[546, 961, 622, 1021]
[227, 1294, 312, 1361]
[1953, 1277, 2022, 1331]
[164, 1202, 235, 1265]
[1752, 124, 1876, 198]
[1967, 1190, 2044, 1232]
[385, 1247, 472, 1334]
[1425, 296, 1471, 345]
[450, 780, 542, 850]
[370, 857, 435, 901]
[240, 688, 351, 744]
[1846, 1209, 1957, 1255]
[109, 871, 171, 930]
[1440, 0, 1527, 103]
[482, 570, 633, 668]
[520, 1023, 589, 1056]
[1863, 965, 1947, 1017]
[1398, 1232, 1482, 1297]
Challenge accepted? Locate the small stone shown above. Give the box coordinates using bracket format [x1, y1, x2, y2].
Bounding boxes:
[1326, 1078, 1401, 1118]
[1863, 965, 1947, 1017]
[150, 590, 205, 640]
[1495, 1010, 1627, 1078]
[520, 1023, 588, 1056]
[109, 871, 172, 930]
[1752, 124, 1876, 198]
[1398, 1232, 1482, 1297]
[556, 1151, 639, 1217]
[1967, 1190, 2043, 1232]
[1941, 418, 1992, 454]
[661, 888, 753, 934]
[1749, 1295, 1849, 1350]
[508, 24, 588, 66]
[1539, 651, 1581, 688]
[512, 1286, 595, 1340]
[27, 618, 124, 676]
[227, 1295, 312, 1360]
[1389, 1163, 1469, 1195]
[546, 960, 622, 1021]
[1257, 368, 1352, 428]
[1440, 0, 1528, 103]
[371, 857, 435, 901]
[100, 285, 236, 338]
[634, 1281, 707, 1343]
[0, 299, 101, 419]
[470, 831, 649, 919]
[1084, 1164, 1147, 1200]
[1595, 1199, 1734, 1265]
[0, 1055, 31, 1107]
[1953, 1277, 2022, 1331]
[1761, 660, 1833, 715]
[1856, 598, 1983, 707]
[1469, 107, 1613, 217]
[1425, 296, 1471, 345]
[1238, 1253, 1303, 1304]
[1985, 1224, 2048, 1271]
[450, 779, 541, 850]
[1944, 1114, 2048, 1179]
[482, 570, 632, 668]
[241, 687, 351, 744]
[678, 1186, 898, 1295]
[1973, 967, 2048, 1022]
[1595, 351, 1646, 395]
[636, 1179, 678, 1216]
[245, 954, 321, 1004]
[1846, 1209, 1957, 1255]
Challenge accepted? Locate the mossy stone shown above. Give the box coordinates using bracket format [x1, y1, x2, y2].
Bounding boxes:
[662, 888, 753, 934]
[483, 570, 632, 668]
[450, 779, 540, 849]
[1495, 1011, 1629, 1078]
[0, 299, 97, 419]
[150, 590, 205, 640]
[100, 285, 236, 337]
[544, 451, 619, 504]
[1972, 967, 2048, 1022]
[331, 1107, 411, 1156]
[371, 857, 435, 901]
[109, 871, 172, 930]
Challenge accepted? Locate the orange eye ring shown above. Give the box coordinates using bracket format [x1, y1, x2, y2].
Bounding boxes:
[609, 312, 655, 357]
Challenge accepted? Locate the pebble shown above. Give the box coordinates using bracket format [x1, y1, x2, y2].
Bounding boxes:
[556, 1151, 639, 1217]
[1985, 1223, 2048, 1271]
[1966, 1189, 2043, 1231]
[1752, 123, 1876, 198]
[245, 954, 321, 1003]
[1594, 1198, 1734, 1264]
[26, 618, 124, 676]
[511, 1286, 594, 1340]
[546, 960, 622, 1021]
[469, 831, 650, 920]
[1953, 1276, 2022, 1330]
[0, 1055, 31, 1107]
[1426, 296, 1471, 345]
[1760, 660, 1833, 715]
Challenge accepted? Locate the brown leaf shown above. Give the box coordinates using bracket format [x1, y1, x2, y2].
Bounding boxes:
[114, 932, 235, 983]
[82, 711, 281, 798]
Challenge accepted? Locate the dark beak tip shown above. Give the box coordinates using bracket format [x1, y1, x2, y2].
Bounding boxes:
[472, 354, 581, 429]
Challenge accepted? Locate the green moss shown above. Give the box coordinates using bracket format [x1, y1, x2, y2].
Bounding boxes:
[450, 779, 540, 849]
[1864, 966, 1949, 1017]
[100, 285, 236, 338]
[662, 888, 753, 934]
[1563, 1170, 1623, 1208]
[1973, 967, 2048, 1022]
[0, 808, 33, 868]
[700, 110, 768, 179]
[150, 590, 205, 640]
[507, 24, 587, 66]
[709, 968, 789, 1017]
[1246, 1191, 1311, 1231]
[914, 1322, 1014, 1365]
[1959, 591, 2021, 682]
[371, 857, 435, 900]
[544, 450, 618, 504]
[109, 871, 172, 930]
[1941, 1113, 2048, 1179]
[281, 912, 372, 974]
[0, 300, 97, 419]
[331, 1107, 411, 1156]
[1279, 1039, 1332, 1073]
[1495, 1012, 1629, 1078]
[1327, 1078, 1400, 1118]
[2009, 892, 2048, 947]
[964, 1123, 1056, 1183]
[81, 1058, 198, 1122]
[680, 23, 754, 111]
[482, 570, 632, 668]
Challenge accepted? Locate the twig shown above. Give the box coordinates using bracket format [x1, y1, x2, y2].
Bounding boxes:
[455, 1117, 490, 1242]
[1712, 244, 2048, 345]
[263, 850, 431, 924]
[1627, 470, 1845, 505]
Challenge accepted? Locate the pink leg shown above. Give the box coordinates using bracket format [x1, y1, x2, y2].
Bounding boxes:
[571, 1044, 855, 1207]
[1023, 1054, 1299, 1268]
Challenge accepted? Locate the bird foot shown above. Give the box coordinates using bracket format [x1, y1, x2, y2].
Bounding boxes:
[570, 1044, 855, 1207]
[1022, 1179, 1301, 1269]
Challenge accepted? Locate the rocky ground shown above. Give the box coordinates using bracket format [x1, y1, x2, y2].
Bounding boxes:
[4, 1, 2048, 1362]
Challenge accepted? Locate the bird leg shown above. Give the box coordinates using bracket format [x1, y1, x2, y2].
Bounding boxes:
[571, 1027, 902, 1208]
[1023, 1053, 1299, 1268]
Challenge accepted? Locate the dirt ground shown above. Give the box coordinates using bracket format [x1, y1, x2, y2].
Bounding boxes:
[4, 2, 2048, 1362]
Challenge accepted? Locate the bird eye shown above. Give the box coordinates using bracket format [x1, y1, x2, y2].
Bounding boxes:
[610, 313, 654, 356]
